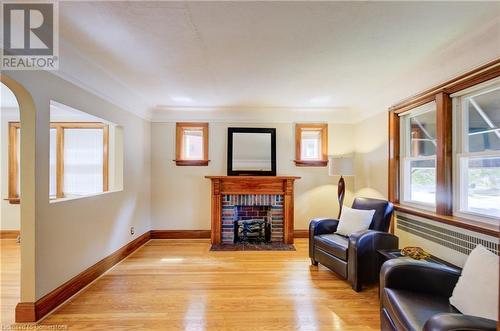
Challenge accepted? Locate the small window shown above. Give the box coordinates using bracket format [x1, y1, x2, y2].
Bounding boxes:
[454, 81, 500, 222]
[175, 122, 209, 166]
[295, 123, 328, 166]
[400, 102, 437, 208]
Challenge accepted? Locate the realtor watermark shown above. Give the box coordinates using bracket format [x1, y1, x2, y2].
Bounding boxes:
[1, 1, 59, 70]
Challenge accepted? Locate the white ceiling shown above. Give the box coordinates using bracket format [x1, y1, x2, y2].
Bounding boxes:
[57, 1, 500, 122]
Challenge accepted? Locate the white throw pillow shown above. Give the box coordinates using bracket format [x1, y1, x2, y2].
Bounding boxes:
[450, 244, 499, 321]
[335, 206, 375, 236]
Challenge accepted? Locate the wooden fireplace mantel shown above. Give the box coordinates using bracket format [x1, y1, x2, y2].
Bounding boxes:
[205, 176, 300, 244]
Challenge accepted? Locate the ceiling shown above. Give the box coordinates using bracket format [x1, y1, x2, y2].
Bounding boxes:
[56, 1, 500, 122]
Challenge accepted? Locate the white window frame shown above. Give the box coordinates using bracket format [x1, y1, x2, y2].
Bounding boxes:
[399, 101, 437, 211]
[452, 78, 500, 224]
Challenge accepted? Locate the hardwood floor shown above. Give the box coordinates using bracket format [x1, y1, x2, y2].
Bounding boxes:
[1, 239, 20, 326]
[5, 239, 381, 330]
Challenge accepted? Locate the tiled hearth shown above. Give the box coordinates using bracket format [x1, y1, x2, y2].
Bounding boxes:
[222, 194, 283, 244]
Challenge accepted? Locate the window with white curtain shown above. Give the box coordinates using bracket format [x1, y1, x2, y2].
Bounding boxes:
[49, 128, 57, 197]
[400, 102, 437, 208]
[63, 128, 104, 196]
[453, 80, 500, 222]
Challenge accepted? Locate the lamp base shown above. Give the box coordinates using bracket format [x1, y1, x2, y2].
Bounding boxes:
[338, 176, 345, 219]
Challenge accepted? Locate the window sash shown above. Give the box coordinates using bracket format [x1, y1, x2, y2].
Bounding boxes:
[401, 155, 437, 208]
[295, 124, 328, 165]
[400, 102, 437, 209]
[175, 123, 209, 165]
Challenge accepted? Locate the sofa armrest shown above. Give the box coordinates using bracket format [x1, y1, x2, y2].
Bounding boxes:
[309, 218, 339, 259]
[347, 230, 399, 290]
[423, 313, 497, 331]
[380, 259, 461, 298]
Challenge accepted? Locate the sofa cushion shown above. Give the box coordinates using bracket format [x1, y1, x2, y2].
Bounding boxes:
[383, 288, 458, 331]
[314, 234, 348, 261]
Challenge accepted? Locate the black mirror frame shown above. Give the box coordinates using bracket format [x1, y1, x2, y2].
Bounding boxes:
[227, 127, 277, 176]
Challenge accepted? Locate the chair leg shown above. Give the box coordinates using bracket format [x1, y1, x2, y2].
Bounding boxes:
[352, 281, 362, 292]
[310, 258, 318, 266]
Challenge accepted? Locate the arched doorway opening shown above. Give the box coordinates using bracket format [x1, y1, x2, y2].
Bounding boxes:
[0, 74, 37, 324]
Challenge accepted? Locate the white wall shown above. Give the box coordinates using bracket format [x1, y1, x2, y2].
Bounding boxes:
[354, 111, 388, 199]
[5, 70, 151, 300]
[151, 122, 355, 231]
[1, 108, 21, 230]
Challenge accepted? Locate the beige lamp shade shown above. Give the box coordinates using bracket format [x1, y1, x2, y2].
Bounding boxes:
[328, 155, 354, 176]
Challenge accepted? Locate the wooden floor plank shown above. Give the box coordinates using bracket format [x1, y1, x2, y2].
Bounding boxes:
[3, 239, 381, 330]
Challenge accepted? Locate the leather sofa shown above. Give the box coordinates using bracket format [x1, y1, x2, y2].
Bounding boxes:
[380, 258, 497, 331]
[309, 197, 398, 291]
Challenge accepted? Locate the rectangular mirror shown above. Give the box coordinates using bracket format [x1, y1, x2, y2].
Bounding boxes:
[227, 128, 276, 176]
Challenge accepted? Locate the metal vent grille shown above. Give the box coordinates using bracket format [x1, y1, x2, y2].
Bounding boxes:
[397, 215, 499, 255]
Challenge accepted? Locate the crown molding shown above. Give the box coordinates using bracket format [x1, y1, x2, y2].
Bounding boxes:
[151, 106, 360, 124]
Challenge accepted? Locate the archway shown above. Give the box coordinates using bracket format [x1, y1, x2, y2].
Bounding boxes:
[0, 74, 37, 323]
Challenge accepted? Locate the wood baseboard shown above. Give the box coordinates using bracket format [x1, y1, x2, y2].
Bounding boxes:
[150, 230, 211, 239]
[15, 302, 36, 323]
[15, 231, 151, 323]
[293, 229, 309, 238]
[1, 230, 20, 239]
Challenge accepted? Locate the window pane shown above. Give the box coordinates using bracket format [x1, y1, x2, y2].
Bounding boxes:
[410, 159, 436, 204]
[466, 88, 500, 152]
[410, 109, 436, 157]
[49, 129, 57, 197]
[301, 130, 321, 160]
[462, 156, 500, 218]
[63, 129, 104, 196]
[183, 129, 203, 160]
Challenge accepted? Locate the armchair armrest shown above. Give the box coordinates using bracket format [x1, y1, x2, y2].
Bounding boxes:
[347, 230, 399, 291]
[380, 259, 461, 298]
[309, 218, 340, 236]
[309, 218, 339, 261]
[423, 313, 497, 331]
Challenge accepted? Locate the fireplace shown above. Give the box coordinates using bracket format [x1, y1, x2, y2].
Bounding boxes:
[206, 176, 300, 245]
[222, 195, 283, 244]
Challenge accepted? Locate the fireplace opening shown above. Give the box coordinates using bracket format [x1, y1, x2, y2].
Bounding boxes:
[234, 218, 271, 243]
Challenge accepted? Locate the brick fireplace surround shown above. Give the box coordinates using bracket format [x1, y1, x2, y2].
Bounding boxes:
[222, 194, 283, 244]
[206, 176, 300, 245]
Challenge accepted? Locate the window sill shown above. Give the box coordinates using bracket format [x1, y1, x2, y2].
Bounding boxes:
[49, 189, 122, 204]
[294, 160, 328, 167]
[4, 198, 20, 205]
[393, 203, 499, 237]
[174, 159, 210, 166]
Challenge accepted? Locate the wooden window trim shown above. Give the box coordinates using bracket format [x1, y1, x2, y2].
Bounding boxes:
[388, 59, 500, 234]
[294, 123, 328, 167]
[174, 122, 209, 166]
[393, 203, 499, 237]
[8, 122, 109, 203]
[7, 123, 20, 204]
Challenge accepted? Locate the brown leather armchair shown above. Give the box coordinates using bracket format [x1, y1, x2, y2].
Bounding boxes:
[309, 197, 398, 291]
[380, 259, 497, 331]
